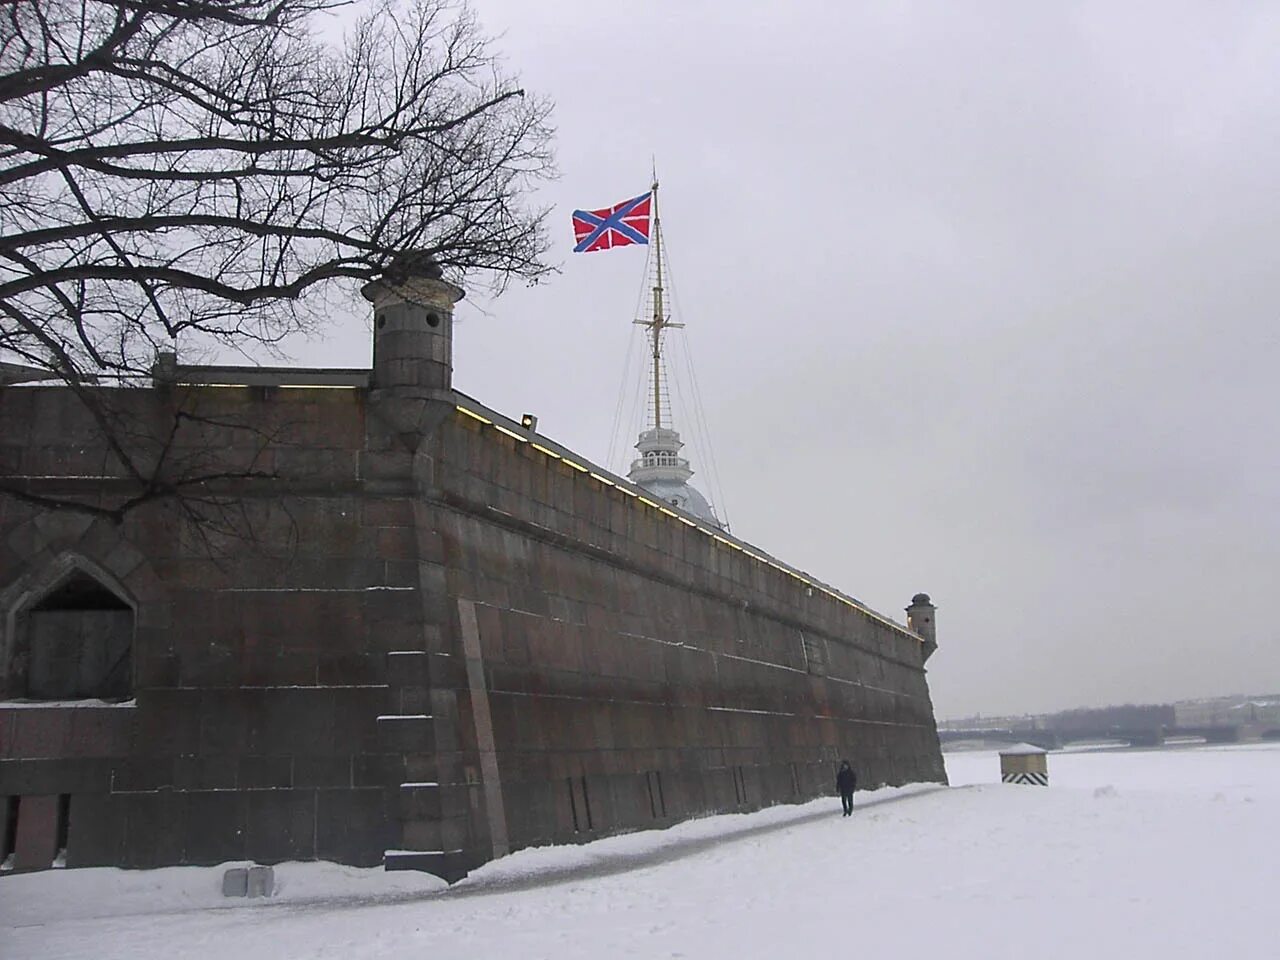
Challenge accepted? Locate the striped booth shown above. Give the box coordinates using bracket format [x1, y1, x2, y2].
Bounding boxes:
[1000, 744, 1049, 786]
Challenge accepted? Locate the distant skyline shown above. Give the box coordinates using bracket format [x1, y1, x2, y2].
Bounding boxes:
[271, 1, 1279, 719]
[944, 689, 1280, 724]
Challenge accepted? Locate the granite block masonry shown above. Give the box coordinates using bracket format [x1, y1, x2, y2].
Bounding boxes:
[0, 257, 946, 882]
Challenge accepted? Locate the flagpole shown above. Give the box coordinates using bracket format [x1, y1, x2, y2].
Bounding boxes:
[651, 175, 664, 431]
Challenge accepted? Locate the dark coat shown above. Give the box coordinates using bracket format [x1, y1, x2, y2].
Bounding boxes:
[836, 766, 856, 795]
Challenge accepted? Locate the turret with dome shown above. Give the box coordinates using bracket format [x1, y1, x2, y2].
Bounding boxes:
[628, 426, 720, 525]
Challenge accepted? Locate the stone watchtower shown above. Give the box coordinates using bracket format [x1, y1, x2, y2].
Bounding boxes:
[360, 253, 472, 880]
[363, 253, 465, 396]
[906, 593, 937, 662]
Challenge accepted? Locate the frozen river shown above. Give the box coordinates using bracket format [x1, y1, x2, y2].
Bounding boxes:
[945, 738, 1280, 798]
[5, 741, 1277, 959]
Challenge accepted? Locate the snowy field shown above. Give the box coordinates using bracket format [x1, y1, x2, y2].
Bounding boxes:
[4, 742, 1277, 960]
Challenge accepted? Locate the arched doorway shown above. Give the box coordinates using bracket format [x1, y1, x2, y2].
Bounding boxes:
[12, 570, 134, 701]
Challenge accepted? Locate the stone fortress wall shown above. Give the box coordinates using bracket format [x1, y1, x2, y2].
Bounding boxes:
[427, 407, 944, 870]
[0, 385, 396, 869]
[0, 265, 944, 880]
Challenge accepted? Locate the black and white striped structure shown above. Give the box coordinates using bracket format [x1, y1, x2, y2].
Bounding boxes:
[999, 744, 1049, 786]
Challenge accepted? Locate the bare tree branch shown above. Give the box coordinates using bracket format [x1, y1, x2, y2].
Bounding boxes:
[0, 0, 555, 522]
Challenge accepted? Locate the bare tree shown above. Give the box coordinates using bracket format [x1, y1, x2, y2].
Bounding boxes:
[0, 0, 555, 520]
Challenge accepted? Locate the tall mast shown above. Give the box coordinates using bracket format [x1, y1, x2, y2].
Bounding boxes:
[639, 175, 680, 428]
[650, 177, 665, 430]
[622, 171, 725, 530]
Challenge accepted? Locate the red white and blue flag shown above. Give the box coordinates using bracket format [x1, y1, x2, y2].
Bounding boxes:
[571, 192, 652, 253]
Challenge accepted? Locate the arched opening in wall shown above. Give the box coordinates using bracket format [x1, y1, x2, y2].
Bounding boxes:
[16, 572, 134, 701]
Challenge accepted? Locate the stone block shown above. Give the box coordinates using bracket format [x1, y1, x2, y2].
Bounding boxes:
[376, 715, 433, 753]
[417, 526, 445, 565]
[273, 448, 359, 480]
[316, 788, 391, 867]
[293, 756, 352, 789]
[238, 756, 293, 789]
[363, 589, 422, 627]
[111, 758, 175, 792]
[332, 704, 381, 757]
[120, 790, 183, 868]
[318, 654, 379, 686]
[385, 651, 429, 685]
[360, 450, 414, 482]
[384, 559, 419, 588]
[31, 511, 94, 549]
[398, 783, 441, 820]
[417, 562, 447, 600]
[397, 752, 436, 784]
[173, 756, 238, 791]
[352, 752, 404, 788]
[194, 703, 250, 760]
[176, 645, 241, 691]
[0, 757, 111, 795]
[361, 499, 415, 527]
[8, 709, 72, 759]
[376, 526, 417, 561]
[65, 792, 125, 867]
[400, 816, 441, 851]
[222, 867, 248, 897]
[427, 651, 467, 688]
[182, 790, 244, 864]
[243, 790, 316, 863]
[396, 685, 431, 715]
[136, 653, 180, 688]
[133, 690, 202, 756]
[101, 540, 146, 582]
[255, 688, 335, 757]
[247, 864, 275, 897]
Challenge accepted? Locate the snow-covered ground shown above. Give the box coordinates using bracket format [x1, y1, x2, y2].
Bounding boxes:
[5, 743, 1277, 959]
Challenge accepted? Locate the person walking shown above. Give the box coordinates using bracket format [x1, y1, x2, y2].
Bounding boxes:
[836, 760, 857, 816]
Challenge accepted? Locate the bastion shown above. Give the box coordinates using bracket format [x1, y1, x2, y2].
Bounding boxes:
[0, 264, 945, 880]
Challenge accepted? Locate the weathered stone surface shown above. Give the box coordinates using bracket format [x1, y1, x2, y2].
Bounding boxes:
[0, 290, 943, 882]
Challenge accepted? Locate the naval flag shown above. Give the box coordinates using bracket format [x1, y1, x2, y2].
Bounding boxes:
[571, 192, 652, 253]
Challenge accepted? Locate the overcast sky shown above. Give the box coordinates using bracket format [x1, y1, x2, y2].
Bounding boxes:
[298, 1, 1280, 719]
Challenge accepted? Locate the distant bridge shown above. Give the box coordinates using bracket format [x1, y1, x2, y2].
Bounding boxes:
[938, 723, 1263, 751]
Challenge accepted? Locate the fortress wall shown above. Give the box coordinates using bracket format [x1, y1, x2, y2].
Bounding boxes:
[0, 386, 404, 869]
[0, 383, 944, 878]
[431, 410, 944, 861]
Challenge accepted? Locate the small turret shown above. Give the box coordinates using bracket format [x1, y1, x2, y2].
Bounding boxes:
[362, 253, 464, 394]
[906, 593, 937, 662]
[629, 427, 692, 484]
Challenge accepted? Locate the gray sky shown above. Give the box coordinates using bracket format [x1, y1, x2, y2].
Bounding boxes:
[298, 1, 1280, 719]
